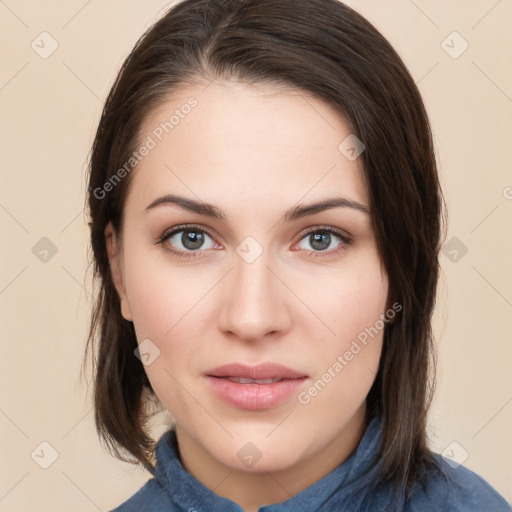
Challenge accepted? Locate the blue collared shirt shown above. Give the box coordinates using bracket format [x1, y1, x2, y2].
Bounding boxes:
[110, 414, 510, 511]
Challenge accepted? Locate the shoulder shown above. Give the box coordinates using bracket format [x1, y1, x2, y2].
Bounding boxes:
[406, 453, 511, 512]
[109, 477, 173, 512]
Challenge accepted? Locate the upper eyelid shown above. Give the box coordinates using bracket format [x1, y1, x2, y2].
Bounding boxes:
[161, 224, 217, 242]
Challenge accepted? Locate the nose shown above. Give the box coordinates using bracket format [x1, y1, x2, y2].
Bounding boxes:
[217, 249, 292, 343]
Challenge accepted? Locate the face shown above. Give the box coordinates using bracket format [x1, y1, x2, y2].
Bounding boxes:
[106, 79, 389, 474]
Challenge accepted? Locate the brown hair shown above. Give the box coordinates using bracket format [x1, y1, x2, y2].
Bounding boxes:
[84, 0, 446, 491]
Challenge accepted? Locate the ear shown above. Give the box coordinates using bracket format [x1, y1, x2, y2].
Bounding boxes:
[104, 222, 133, 322]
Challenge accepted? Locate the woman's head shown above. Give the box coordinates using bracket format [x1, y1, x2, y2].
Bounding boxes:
[85, 0, 444, 489]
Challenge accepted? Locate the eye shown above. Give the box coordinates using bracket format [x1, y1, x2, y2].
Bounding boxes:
[157, 224, 352, 260]
[294, 227, 352, 257]
[157, 224, 219, 259]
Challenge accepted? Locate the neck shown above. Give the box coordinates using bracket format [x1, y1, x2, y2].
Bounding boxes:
[175, 405, 368, 512]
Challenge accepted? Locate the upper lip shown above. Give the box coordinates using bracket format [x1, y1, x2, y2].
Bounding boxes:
[206, 363, 308, 380]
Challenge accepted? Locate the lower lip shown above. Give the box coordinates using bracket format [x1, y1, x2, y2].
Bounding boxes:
[205, 376, 308, 410]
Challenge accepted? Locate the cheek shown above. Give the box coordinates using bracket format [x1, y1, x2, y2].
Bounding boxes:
[125, 272, 172, 342]
[311, 258, 388, 344]
[122, 259, 203, 415]
[339, 273, 387, 336]
[121, 244, 212, 386]
[303, 256, 388, 391]
[122, 240, 202, 340]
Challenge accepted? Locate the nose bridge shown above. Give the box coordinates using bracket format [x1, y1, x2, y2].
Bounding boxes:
[236, 249, 274, 302]
[217, 241, 290, 340]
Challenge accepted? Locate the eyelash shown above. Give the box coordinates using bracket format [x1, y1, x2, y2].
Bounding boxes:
[155, 223, 353, 260]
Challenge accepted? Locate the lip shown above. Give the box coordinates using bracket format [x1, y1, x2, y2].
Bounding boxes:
[205, 363, 309, 410]
[206, 362, 307, 380]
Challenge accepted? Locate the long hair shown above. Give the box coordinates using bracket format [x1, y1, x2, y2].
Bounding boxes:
[84, 0, 446, 489]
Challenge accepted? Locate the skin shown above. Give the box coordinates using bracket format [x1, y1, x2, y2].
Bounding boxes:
[105, 79, 389, 512]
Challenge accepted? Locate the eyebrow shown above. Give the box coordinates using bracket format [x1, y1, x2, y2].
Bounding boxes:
[144, 193, 370, 221]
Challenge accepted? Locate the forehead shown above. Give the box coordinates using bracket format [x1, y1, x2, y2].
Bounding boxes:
[127, 79, 368, 215]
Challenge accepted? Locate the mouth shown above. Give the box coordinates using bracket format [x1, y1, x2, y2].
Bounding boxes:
[205, 362, 309, 410]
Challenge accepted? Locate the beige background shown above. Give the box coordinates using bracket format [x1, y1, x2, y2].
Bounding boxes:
[1, 1, 511, 510]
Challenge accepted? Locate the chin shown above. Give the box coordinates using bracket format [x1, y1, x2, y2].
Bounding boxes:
[207, 432, 308, 473]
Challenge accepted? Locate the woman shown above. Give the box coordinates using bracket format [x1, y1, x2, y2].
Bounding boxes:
[84, 0, 510, 510]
